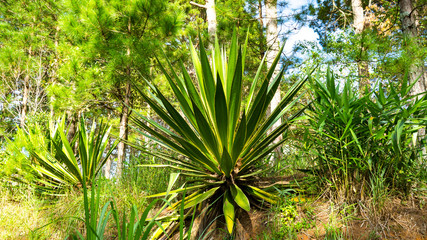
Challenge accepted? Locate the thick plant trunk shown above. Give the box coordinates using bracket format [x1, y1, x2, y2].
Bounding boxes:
[399, 0, 426, 97]
[265, 0, 282, 161]
[116, 80, 131, 179]
[20, 75, 29, 128]
[351, 0, 370, 93]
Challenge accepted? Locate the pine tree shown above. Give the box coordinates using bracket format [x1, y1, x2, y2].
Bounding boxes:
[0, 0, 60, 135]
[60, 0, 183, 178]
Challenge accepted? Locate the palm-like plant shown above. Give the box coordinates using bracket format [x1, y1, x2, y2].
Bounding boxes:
[28, 116, 117, 194]
[132, 34, 309, 234]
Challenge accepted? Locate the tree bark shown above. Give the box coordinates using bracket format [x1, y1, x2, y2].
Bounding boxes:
[190, 0, 217, 49]
[103, 138, 112, 179]
[206, 0, 217, 47]
[116, 80, 131, 179]
[265, 0, 282, 161]
[258, 0, 265, 59]
[399, 0, 426, 97]
[66, 112, 78, 143]
[20, 75, 29, 128]
[351, 0, 370, 93]
[352, 0, 364, 34]
[399, 0, 426, 152]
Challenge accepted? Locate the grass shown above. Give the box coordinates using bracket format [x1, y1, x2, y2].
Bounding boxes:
[0, 177, 154, 239]
[1, 161, 426, 240]
[0, 184, 65, 240]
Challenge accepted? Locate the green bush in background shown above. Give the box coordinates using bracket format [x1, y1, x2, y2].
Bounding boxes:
[306, 68, 427, 201]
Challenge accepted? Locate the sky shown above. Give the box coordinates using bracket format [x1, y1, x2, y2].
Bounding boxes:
[278, 0, 319, 55]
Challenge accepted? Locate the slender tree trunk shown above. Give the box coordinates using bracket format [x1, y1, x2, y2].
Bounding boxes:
[265, 0, 282, 162]
[50, 26, 60, 118]
[190, 0, 217, 49]
[67, 112, 78, 143]
[399, 0, 426, 97]
[20, 75, 29, 128]
[352, 0, 364, 34]
[206, 0, 217, 47]
[117, 19, 133, 179]
[258, 0, 265, 59]
[104, 139, 112, 179]
[116, 79, 131, 179]
[351, 0, 370, 93]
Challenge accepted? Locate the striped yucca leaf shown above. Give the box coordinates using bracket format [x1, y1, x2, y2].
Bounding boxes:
[132, 32, 310, 234]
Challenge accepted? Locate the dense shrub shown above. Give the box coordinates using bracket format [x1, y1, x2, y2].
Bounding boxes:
[305, 69, 427, 201]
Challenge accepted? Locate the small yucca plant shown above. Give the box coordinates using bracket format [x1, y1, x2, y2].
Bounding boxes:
[27, 116, 117, 194]
[132, 33, 309, 234]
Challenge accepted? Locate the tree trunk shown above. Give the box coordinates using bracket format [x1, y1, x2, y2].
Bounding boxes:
[258, 0, 265, 59]
[352, 0, 364, 34]
[50, 26, 60, 119]
[399, 0, 426, 153]
[265, 0, 282, 162]
[399, 0, 426, 97]
[20, 75, 29, 128]
[67, 112, 78, 143]
[116, 80, 131, 179]
[206, 0, 217, 47]
[104, 139, 112, 179]
[190, 0, 217, 49]
[351, 0, 370, 93]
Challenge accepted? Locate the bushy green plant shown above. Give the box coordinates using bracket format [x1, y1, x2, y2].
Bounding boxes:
[1, 124, 47, 184]
[68, 182, 166, 240]
[19, 116, 117, 194]
[131, 33, 310, 234]
[306, 69, 427, 200]
[68, 173, 185, 240]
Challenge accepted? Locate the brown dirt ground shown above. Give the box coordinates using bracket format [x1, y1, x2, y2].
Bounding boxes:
[294, 197, 427, 240]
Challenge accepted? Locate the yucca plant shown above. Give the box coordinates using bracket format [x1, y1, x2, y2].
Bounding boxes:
[131, 33, 310, 234]
[28, 116, 117, 194]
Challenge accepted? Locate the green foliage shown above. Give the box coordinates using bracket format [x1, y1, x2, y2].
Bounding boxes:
[68, 179, 169, 240]
[1, 125, 45, 183]
[131, 33, 309, 235]
[68, 182, 111, 240]
[264, 191, 316, 240]
[121, 148, 176, 196]
[24, 116, 117, 194]
[278, 203, 315, 238]
[306, 68, 427, 200]
[0, 0, 59, 133]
